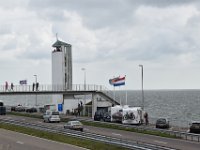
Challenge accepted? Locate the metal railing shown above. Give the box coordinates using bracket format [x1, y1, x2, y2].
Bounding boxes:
[0, 84, 107, 92]
[75, 117, 200, 143]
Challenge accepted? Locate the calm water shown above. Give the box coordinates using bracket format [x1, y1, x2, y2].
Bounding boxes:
[1, 90, 200, 127]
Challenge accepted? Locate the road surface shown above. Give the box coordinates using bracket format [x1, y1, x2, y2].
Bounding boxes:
[1, 115, 200, 150]
[0, 129, 87, 150]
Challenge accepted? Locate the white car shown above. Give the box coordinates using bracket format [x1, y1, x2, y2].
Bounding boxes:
[43, 110, 60, 123]
[64, 121, 83, 131]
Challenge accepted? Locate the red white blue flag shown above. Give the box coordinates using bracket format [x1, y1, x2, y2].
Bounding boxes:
[109, 76, 126, 86]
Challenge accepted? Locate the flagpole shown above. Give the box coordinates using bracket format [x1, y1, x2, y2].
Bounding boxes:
[114, 86, 115, 101]
[119, 86, 121, 105]
[125, 86, 127, 105]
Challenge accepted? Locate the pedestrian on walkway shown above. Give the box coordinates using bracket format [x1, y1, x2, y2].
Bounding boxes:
[32, 83, 35, 91]
[11, 83, 14, 91]
[5, 81, 8, 91]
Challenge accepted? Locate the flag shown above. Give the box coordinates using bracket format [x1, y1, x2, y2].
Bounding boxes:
[19, 80, 27, 85]
[109, 76, 126, 86]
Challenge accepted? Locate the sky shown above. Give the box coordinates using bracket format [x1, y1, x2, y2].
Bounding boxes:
[1, 0, 200, 90]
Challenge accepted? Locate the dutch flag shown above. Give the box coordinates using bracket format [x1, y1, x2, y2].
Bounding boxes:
[109, 76, 126, 87]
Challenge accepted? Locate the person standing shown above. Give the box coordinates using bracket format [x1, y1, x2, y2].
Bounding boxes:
[5, 81, 8, 91]
[32, 83, 35, 91]
[36, 82, 39, 91]
[11, 83, 14, 91]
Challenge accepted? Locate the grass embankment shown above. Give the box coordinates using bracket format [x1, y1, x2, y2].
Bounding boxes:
[0, 122, 128, 150]
[7, 112, 177, 139]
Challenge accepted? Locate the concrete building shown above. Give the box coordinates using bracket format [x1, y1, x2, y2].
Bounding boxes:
[52, 40, 72, 90]
[51, 39, 119, 116]
[52, 39, 72, 111]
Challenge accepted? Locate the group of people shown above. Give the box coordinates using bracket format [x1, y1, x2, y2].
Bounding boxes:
[74, 101, 83, 117]
[5, 81, 14, 91]
[32, 82, 39, 91]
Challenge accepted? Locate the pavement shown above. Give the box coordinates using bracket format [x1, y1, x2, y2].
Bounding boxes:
[0, 129, 88, 150]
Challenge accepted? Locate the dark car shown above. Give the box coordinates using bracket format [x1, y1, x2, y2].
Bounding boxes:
[156, 118, 170, 129]
[26, 107, 37, 113]
[94, 111, 111, 122]
[189, 122, 200, 134]
[94, 111, 104, 121]
[11, 106, 16, 111]
[103, 112, 111, 122]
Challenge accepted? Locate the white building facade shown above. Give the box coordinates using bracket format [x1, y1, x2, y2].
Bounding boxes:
[52, 40, 72, 112]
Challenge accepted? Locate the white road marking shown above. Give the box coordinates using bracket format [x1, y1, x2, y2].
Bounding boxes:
[16, 141, 24, 145]
[154, 140, 167, 145]
[112, 133, 122, 136]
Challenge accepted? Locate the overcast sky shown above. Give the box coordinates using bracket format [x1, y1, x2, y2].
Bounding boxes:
[1, 0, 200, 90]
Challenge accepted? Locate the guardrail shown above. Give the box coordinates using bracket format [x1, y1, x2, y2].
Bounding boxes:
[69, 116, 200, 143]
[0, 118, 177, 150]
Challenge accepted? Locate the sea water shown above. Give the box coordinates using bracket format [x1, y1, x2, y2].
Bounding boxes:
[1, 90, 200, 127]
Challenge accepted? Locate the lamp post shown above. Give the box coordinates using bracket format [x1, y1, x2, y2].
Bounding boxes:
[81, 68, 86, 90]
[33, 75, 37, 106]
[139, 65, 144, 110]
[81, 68, 86, 116]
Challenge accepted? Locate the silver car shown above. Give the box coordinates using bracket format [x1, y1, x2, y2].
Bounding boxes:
[64, 121, 83, 131]
[43, 110, 60, 123]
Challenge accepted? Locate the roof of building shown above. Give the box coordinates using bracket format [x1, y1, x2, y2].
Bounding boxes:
[52, 40, 71, 47]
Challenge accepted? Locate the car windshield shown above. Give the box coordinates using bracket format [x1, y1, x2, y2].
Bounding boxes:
[157, 119, 167, 124]
[71, 121, 82, 125]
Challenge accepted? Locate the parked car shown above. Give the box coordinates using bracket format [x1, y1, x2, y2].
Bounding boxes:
[64, 120, 83, 131]
[15, 105, 26, 112]
[102, 112, 111, 122]
[156, 118, 170, 129]
[94, 111, 104, 121]
[0, 100, 6, 115]
[43, 110, 60, 123]
[26, 107, 37, 113]
[189, 121, 200, 134]
[11, 106, 16, 111]
[94, 111, 111, 122]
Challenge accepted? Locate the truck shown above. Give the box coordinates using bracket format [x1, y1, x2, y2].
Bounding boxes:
[122, 106, 143, 125]
[111, 105, 123, 122]
[111, 105, 144, 125]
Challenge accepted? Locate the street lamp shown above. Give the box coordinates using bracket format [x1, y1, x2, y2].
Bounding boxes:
[33, 75, 37, 106]
[81, 68, 86, 90]
[139, 65, 144, 110]
[81, 68, 86, 116]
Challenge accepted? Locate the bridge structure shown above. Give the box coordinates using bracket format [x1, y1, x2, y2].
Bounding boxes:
[0, 84, 120, 118]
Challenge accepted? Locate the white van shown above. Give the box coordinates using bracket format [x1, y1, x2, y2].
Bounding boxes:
[43, 110, 60, 123]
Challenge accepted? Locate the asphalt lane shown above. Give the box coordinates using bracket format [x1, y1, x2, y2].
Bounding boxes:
[1, 115, 200, 150]
[0, 129, 87, 150]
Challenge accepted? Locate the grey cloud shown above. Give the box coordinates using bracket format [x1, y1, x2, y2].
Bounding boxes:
[17, 48, 51, 60]
[27, 0, 200, 29]
[0, 24, 12, 35]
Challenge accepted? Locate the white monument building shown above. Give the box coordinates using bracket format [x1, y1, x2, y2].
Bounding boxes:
[52, 39, 72, 112]
[51, 39, 119, 116]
